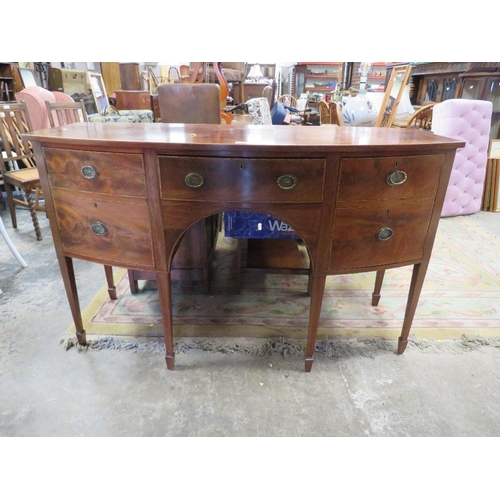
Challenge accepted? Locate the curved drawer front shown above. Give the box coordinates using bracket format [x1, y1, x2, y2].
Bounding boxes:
[159, 156, 325, 203]
[329, 200, 434, 271]
[337, 154, 444, 203]
[44, 148, 146, 197]
[52, 189, 154, 267]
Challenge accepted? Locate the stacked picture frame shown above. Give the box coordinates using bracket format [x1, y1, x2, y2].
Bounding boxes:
[482, 140, 500, 212]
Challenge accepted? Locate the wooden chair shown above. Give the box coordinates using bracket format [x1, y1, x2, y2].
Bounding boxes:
[262, 85, 274, 109]
[329, 101, 343, 126]
[156, 83, 221, 124]
[317, 100, 330, 124]
[0, 102, 44, 240]
[404, 103, 436, 130]
[277, 94, 297, 107]
[45, 100, 88, 127]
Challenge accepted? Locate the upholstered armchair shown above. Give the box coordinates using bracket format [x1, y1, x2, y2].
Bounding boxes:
[15, 86, 74, 130]
[431, 99, 493, 217]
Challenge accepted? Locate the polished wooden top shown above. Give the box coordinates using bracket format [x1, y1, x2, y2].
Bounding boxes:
[25, 123, 465, 155]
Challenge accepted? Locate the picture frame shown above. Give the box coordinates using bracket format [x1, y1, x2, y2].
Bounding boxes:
[17, 67, 37, 88]
[375, 65, 412, 127]
[87, 71, 109, 114]
[488, 139, 500, 158]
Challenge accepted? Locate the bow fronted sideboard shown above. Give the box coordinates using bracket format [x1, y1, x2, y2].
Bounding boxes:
[25, 123, 464, 372]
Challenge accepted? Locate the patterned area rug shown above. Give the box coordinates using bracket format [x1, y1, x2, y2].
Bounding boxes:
[66, 216, 500, 348]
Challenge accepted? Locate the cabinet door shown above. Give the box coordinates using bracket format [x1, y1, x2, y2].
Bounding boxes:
[417, 76, 438, 103]
[482, 77, 500, 139]
[440, 76, 460, 101]
[462, 76, 500, 139]
[461, 77, 486, 100]
[419, 75, 460, 103]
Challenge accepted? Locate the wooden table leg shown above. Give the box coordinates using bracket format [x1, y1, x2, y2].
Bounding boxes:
[304, 274, 327, 372]
[104, 265, 117, 300]
[372, 269, 385, 306]
[127, 269, 139, 294]
[398, 262, 428, 354]
[59, 256, 86, 345]
[156, 271, 175, 370]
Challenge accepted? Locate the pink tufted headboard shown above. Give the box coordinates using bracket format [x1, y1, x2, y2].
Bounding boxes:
[431, 98, 493, 217]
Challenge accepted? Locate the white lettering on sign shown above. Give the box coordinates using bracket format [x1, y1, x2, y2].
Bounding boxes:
[268, 219, 295, 232]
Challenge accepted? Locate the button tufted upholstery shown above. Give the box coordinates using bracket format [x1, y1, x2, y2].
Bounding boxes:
[431, 98, 493, 217]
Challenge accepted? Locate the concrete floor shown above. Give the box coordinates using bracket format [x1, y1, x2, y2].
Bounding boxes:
[1, 205, 500, 437]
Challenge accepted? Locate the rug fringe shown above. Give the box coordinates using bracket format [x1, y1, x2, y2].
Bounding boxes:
[59, 333, 500, 358]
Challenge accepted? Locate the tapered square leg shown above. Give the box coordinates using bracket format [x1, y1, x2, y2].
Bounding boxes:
[156, 271, 175, 370]
[305, 358, 314, 372]
[76, 330, 87, 345]
[372, 269, 385, 306]
[304, 274, 327, 372]
[397, 263, 428, 355]
[166, 353, 175, 370]
[58, 256, 86, 346]
[397, 336, 408, 354]
[104, 265, 117, 300]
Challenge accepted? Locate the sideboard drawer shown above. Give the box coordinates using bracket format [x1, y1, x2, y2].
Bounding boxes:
[44, 148, 146, 197]
[52, 189, 154, 267]
[329, 200, 434, 271]
[337, 155, 444, 203]
[159, 156, 325, 203]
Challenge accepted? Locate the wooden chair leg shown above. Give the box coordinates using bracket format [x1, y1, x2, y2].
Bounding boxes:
[4, 184, 18, 229]
[25, 189, 42, 241]
[33, 187, 48, 219]
[372, 269, 385, 306]
[34, 187, 41, 207]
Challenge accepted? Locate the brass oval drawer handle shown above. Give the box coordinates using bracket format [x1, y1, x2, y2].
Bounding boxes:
[377, 227, 393, 241]
[277, 174, 298, 190]
[185, 172, 204, 188]
[81, 165, 98, 180]
[91, 221, 108, 236]
[386, 170, 407, 186]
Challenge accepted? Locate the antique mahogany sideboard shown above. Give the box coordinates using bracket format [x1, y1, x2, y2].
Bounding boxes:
[25, 123, 464, 372]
